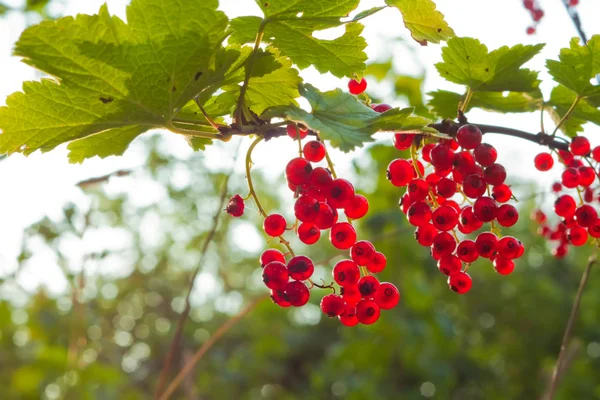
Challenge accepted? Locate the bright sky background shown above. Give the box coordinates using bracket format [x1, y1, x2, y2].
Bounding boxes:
[1, 0, 599, 292]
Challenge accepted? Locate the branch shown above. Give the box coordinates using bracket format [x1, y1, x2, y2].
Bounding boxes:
[545, 253, 596, 400]
[429, 120, 570, 152]
[561, 0, 589, 45]
[154, 175, 232, 398]
[158, 295, 268, 400]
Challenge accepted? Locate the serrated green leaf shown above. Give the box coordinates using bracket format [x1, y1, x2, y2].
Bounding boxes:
[66, 125, 148, 163]
[435, 37, 544, 92]
[385, 0, 454, 45]
[229, 0, 367, 77]
[546, 36, 600, 97]
[365, 60, 394, 81]
[0, 0, 232, 162]
[262, 84, 434, 152]
[428, 89, 543, 118]
[351, 6, 387, 22]
[218, 49, 302, 115]
[549, 85, 600, 136]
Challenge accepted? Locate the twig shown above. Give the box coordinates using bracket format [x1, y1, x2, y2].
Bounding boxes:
[158, 295, 268, 400]
[76, 169, 131, 189]
[546, 253, 596, 400]
[154, 175, 233, 397]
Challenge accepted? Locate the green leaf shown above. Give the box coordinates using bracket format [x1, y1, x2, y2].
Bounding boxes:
[229, 0, 367, 77]
[0, 3, 10, 15]
[218, 49, 302, 115]
[66, 125, 148, 163]
[262, 84, 435, 152]
[546, 36, 600, 97]
[549, 85, 600, 136]
[351, 6, 387, 22]
[385, 0, 455, 45]
[365, 60, 394, 81]
[0, 0, 230, 162]
[428, 89, 543, 118]
[435, 37, 544, 92]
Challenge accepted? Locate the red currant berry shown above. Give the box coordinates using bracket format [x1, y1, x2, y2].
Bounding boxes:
[297, 223, 320, 244]
[373, 282, 400, 309]
[271, 289, 291, 307]
[226, 194, 245, 217]
[422, 144, 435, 162]
[569, 0, 579, 6]
[350, 240, 376, 266]
[463, 174, 487, 198]
[355, 299, 381, 324]
[456, 124, 483, 149]
[493, 257, 515, 275]
[262, 261, 289, 290]
[309, 167, 333, 191]
[330, 222, 357, 249]
[460, 206, 483, 233]
[357, 275, 380, 298]
[570, 136, 590, 156]
[415, 223, 438, 247]
[492, 184, 512, 203]
[387, 159, 413, 187]
[327, 178, 355, 209]
[264, 214, 287, 236]
[526, 26, 536, 35]
[574, 205, 598, 227]
[484, 163, 507, 186]
[294, 195, 318, 223]
[457, 239, 479, 263]
[286, 157, 312, 186]
[366, 252, 387, 273]
[474, 143, 497, 166]
[496, 204, 519, 227]
[313, 202, 335, 229]
[578, 166, 595, 187]
[339, 305, 359, 327]
[437, 178, 457, 198]
[287, 255, 314, 281]
[534, 152, 554, 171]
[431, 232, 457, 256]
[341, 285, 362, 306]
[320, 294, 346, 317]
[284, 281, 310, 306]
[496, 236, 522, 259]
[260, 249, 285, 268]
[407, 201, 432, 227]
[437, 254, 462, 276]
[561, 167, 580, 188]
[333, 259, 361, 286]
[371, 103, 392, 113]
[432, 205, 459, 231]
[393, 133, 414, 150]
[286, 123, 308, 140]
[303, 140, 326, 162]
[592, 146, 600, 162]
[568, 226, 588, 246]
[473, 196, 498, 222]
[552, 182, 563, 192]
[584, 187, 594, 203]
[588, 220, 600, 238]
[553, 244, 568, 259]
[348, 78, 367, 95]
[554, 195, 577, 218]
[344, 194, 369, 219]
[475, 232, 499, 259]
[448, 271, 472, 294]
[430, 144, 455, 170]
[407, 178, 429, 202]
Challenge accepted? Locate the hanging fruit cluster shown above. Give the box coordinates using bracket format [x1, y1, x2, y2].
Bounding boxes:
[386, 125, 525, 294]
[227, 121, 399, 326]
[532, 137, 600, 257]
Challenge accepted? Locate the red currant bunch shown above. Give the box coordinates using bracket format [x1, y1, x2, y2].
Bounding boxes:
[532, 137, 599, 257]
[234, 120, 400, 326]
[387, 124, 525, 293]
[522, 0, 544, 35]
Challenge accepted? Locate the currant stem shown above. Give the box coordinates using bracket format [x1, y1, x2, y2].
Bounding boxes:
[245, 137, 268, 218]
[546, 253, 596, 400]
[324, 148, 338, 179]
[551, 95, 582, 137]
[460, 87, 474, 113]
[193, 97, 223, 130]
[235, 21, 266, 124]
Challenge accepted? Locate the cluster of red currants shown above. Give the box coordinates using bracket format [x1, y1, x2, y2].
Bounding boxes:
[227, 121, 400, 326]
[523, 0, 544, 35]
[532, 136, 599, 257]
[385, 125, 524, 293]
